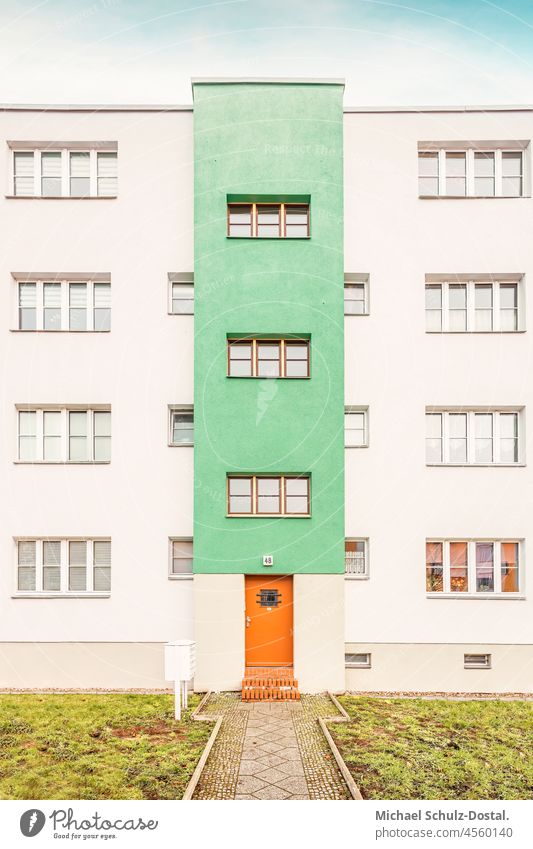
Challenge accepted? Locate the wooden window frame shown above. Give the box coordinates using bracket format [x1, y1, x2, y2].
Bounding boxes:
[10, 147, 117, 198]
[227, 202, 310, 238]
[13, 537, 111, 597]
[227, 337, 309, 378]
[426, 539, 523, 597]
[227, 474, 310, 517]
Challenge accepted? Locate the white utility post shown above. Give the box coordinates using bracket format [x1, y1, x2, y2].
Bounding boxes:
[164, 640, 196, 721]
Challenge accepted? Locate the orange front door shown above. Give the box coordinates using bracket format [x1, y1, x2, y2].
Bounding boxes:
[245, 575, 293, 666]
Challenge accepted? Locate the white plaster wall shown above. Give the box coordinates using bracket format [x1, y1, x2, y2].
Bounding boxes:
[344, 109, 533, 649]
[193, 574, 245, 692]
[0, 109, 196, 644]
[294, 574, 345, 693]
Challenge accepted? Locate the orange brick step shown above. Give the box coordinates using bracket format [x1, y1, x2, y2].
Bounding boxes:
[241, 666, 301, 701]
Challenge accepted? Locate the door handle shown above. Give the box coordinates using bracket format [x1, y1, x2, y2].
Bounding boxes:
[245, 615, 251, 627]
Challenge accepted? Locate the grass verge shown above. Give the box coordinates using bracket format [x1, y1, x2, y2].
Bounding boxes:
[0, 693, 212, 800]
[330, 696, 533, 800]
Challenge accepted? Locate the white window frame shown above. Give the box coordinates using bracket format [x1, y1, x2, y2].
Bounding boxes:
[418, 146, 528, 198]
[426, 539, 523, 598]
[345, 407, 369, 448]
[425, 277, 524, 333]
[168, 273, 194, 315]
[425, 409, 523, 466]
[16, 407, 111, 463]
[344, 274, 369, 316]
[345, 538, 369, 579]
[169, 406, 194, 446]
[168, 537, 193, 580]
[12, 275, 111, 332]
[9, 146, 117, 198]
[13, 537, 111, 597]
[345, 652, 371, 668]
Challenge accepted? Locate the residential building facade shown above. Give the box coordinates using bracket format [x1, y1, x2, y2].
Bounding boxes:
[0, 81, 531, 694]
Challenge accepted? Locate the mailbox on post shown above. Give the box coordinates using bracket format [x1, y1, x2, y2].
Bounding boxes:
[164, 640, 196, 720]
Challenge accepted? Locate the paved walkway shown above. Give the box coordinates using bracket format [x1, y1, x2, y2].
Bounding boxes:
[192, 693, 350, 800]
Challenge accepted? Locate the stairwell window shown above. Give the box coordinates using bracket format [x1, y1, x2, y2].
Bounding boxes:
[15, 277, 111, 331]
[425, 278, 522, 332]
[227, 475, 310, 516]
[169, 539, 193, 577]
[227, 338, 310, 378]
[227, 202, 310, 238]
[345, 653, 371, 668]
[169, 274, 194, 315]
[17, 407, 111, 463]
[169, 407, 194, 446]
[345, 408, 368, 447]
[10, 145, 117, 197]
[345, 539, 368, 577]
[426, 540, 521, 595]
[426, 410, 521, 465]
[15, 538, 111, 595]
[418, 145, 527, 197]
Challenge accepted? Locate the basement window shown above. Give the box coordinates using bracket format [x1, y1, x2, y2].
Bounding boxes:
[345, 653, 371, 668]
[464, 653, 491, 669]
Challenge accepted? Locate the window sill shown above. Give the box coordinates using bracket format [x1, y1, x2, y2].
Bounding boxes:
[345, 664, 371, 669]
[5, 195, 117, 200]
[168, 575, 194, 581]
[419, 195, 530, 200]
[168, 312, 194, 317]
[344, 575, 369, 580]
[12, 593, 111, 599]
[14, 461, 111, 465]
[425, 330, 526, 335]
[426, 463, 525, 468]
[345, 312, 370, 317]
[168, 443, 193, 448]
[226, 514, 311, 519]
[427, 593, 525, 600]
[346, 445, 369, 449]
[10, 329, 111, 334]
[226, 375, 311, 380]
[226, 236, 310, 240]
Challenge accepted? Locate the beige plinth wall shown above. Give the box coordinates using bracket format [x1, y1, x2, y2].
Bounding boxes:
[293, 574, 345, 693]
[345, 643, 533, 694]
[193, 573, 245, 692]
[0, 642, 168, 689]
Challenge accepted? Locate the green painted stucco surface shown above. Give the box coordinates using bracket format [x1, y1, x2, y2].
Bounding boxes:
[193, 82, 344, 574]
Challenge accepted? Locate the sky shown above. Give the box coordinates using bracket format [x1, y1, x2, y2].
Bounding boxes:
[0, 0, 533, 105]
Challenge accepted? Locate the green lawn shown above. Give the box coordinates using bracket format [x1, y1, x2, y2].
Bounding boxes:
[331, 696, 533, 800]
[0, 693, 213, 800]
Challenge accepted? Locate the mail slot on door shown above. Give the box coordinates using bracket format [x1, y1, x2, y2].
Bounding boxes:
[164, 639, 196, 681]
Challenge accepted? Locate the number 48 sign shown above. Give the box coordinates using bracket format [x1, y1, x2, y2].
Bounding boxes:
[262, 554, 274, 567]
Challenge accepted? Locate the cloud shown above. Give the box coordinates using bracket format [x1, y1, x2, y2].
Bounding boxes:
[0, 0, 532, 104]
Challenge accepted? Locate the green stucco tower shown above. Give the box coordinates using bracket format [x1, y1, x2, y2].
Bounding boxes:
[192, 79, 346, 693]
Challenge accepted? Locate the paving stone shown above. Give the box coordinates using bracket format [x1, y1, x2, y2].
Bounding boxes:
[254, 766, 288, 784]
[236, 775, 268, 794]
[238, 759, 268, 776]
[276, 775, 309, 794]
[257, 740, 284, 753]
[276, 760, 305, 776]
[192, 692, 351, 801]
[253, 785, 291, 800]
[255, 753, 286, 767]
